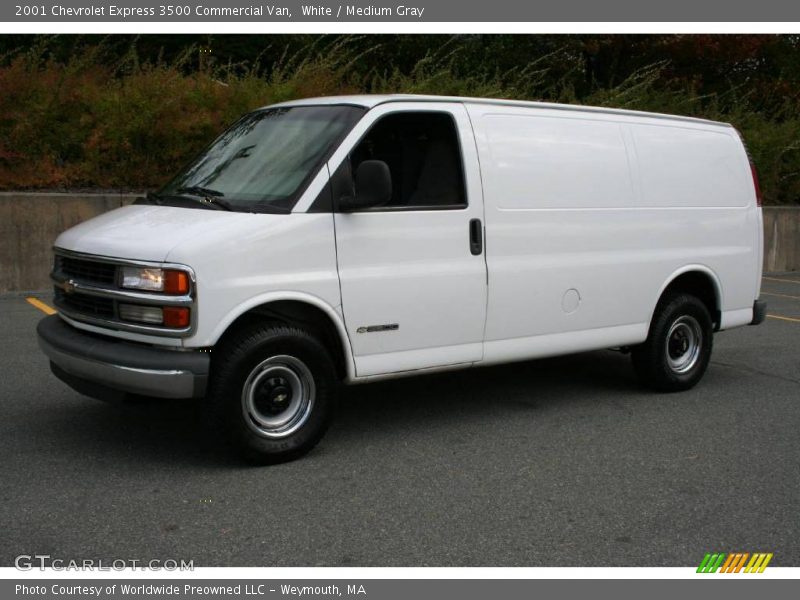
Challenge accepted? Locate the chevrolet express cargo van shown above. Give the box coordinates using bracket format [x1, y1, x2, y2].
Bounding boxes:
[37, 95, 767, 463]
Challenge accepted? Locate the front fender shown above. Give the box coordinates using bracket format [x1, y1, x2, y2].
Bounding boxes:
[199, 291, 356, 380]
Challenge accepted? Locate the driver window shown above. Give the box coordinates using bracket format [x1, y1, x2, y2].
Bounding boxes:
[350, 112, 466, 209]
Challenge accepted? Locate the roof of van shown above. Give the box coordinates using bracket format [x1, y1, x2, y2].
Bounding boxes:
[265, 94, 731, 128]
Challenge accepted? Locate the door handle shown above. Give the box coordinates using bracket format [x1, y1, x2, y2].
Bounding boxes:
[469, 218, 483, 256]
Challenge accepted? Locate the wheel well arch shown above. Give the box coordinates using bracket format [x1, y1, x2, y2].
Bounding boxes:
[214, 296, 354, 380]
[652, 267, 722, 330]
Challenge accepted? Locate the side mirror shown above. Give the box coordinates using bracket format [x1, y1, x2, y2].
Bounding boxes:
[339, 160, 392, 211]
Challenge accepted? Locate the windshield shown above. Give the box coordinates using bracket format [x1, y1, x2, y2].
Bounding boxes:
[159, 105, 364, 212]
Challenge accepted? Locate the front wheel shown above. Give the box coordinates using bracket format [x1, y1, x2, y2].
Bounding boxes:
[632, 293, 713, 392]
[208, 323, 337, 464]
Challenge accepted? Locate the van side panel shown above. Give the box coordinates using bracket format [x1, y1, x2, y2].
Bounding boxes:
[467, 103, 760, 364]
[482, 114, 635, 209]
[631, 123, 751, 208]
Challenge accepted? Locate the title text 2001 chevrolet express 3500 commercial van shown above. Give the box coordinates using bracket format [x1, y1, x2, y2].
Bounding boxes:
[37, 95, 767, 463]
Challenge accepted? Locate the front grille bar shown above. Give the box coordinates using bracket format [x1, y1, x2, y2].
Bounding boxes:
[51, 248, 197, 338]
[51, 275, 192, 306]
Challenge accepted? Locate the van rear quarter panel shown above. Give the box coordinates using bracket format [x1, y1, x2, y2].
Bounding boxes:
[466, 103, 759, 357]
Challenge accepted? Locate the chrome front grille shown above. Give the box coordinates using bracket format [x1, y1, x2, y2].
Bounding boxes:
[54, 255, 117, 286]
[51, 249, 196, 337]
[53, 287, 115, 318]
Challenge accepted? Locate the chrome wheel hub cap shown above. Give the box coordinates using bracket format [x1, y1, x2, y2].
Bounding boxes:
[242, 355, 315, 438]
[665, 315, 702, 374]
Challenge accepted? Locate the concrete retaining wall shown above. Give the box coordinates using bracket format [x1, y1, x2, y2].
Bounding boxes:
[763, 207, 800, 273]
[1, 192, 798, 293]
[0, 192, 139, 293]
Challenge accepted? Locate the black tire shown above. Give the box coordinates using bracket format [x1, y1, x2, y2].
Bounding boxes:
[632, 293, 713, 392]
[207, 323, 337, 464]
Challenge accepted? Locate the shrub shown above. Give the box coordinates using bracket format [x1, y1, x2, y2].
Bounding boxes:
[0, 36, 798, 204]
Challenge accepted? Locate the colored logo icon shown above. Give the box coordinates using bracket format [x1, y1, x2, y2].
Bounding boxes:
[697, 552, 773, 573]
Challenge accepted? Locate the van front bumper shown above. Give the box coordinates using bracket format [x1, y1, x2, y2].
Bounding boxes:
[37, 315, 209, 401]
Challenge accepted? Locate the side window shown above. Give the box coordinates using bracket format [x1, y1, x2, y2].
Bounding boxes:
[349, 112, 467, 209]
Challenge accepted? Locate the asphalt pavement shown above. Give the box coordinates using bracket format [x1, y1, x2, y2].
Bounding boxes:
[1, 276, 798, 567]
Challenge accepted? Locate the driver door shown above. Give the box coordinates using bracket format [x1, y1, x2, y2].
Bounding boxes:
[329, 102, 487, 377]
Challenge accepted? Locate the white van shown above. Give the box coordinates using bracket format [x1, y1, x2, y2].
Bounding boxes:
[37, 95, 767, 463]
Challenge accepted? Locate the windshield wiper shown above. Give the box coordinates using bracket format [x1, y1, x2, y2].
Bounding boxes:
[177, 185, 225, 197]
[175, 186, 234, 211]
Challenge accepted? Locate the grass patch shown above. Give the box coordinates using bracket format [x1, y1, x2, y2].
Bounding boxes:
[1, 36, 798, 204]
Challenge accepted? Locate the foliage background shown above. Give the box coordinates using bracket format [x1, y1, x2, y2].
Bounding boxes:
[1, 34, 799, 204]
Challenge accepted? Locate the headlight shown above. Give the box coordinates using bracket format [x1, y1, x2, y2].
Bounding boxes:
[121, 267, 164, 291]
[121, 267, 190, 294]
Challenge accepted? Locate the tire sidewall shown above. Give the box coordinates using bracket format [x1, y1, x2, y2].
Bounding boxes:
[636, 294, 713, 391]
[211, 327, 337, 463]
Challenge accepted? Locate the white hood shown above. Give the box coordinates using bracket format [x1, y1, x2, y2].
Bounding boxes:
[54, 204, 264, 263]
[52, 202, 342, 349]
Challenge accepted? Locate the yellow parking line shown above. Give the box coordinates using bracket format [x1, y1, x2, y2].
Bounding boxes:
[763, 276, 800, 285]
[767, 314, 800, 323]
[26, 297, 56, 315]
[761, 291, 800, 301]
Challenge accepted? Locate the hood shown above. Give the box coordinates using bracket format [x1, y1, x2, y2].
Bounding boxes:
[54, 204, 272, 263]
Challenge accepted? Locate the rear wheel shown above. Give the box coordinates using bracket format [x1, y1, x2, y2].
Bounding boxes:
[632, 293, 713, 392]
[208, 323, 337, 464]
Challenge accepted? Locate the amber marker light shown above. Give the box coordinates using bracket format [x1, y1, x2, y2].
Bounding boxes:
[162, 307, 191, 328]
[164, 270, 190, 295]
